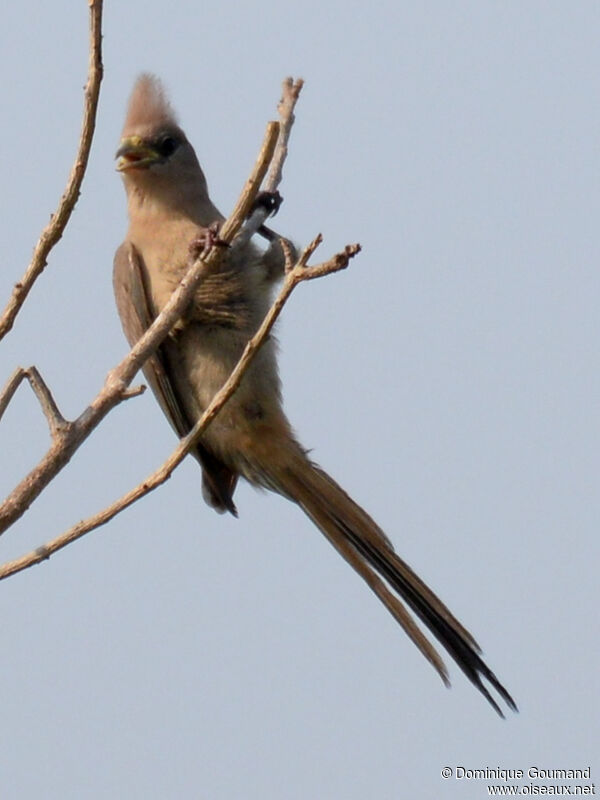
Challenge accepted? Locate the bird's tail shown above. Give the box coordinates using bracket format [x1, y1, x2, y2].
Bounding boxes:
[245, 440, 517, 716]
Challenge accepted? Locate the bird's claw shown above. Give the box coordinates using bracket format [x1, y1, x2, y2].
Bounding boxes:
[189, 222, 230, 259]
[252, 190, 283, 219]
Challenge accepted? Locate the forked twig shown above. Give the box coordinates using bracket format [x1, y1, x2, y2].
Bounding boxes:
[0, 367, 67, 437]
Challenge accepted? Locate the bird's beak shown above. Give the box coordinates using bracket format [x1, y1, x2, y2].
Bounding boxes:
[115, 136, 161, 171]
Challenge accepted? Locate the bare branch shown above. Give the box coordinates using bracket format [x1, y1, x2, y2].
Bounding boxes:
[0, 367, 68, 437]
[21, 367, 68, 436]
[296, 241, 361, 280]
[0, 369, 27, 422]
[266, 77, 304, 192]
[0, 0, 104, 341]
[0, 240, 362, 581]
[0, 121, 280, 539]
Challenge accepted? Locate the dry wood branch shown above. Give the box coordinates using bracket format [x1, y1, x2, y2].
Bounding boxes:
[0, 367, 68, 436]
[0, 369, 28, 422]
[0, 240, 362, 581]
[0, 1, 104, 341]
[266, 77, 304, 192]
[0, 122, 280, 539]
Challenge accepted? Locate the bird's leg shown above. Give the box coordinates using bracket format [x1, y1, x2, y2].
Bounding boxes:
[234, 190, 297, 282]
[235, 190, 284, 247]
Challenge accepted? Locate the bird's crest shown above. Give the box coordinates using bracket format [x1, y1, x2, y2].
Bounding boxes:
[122, 74, 178, 136]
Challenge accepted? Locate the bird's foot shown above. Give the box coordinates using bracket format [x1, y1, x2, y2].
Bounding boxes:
[189, 222, 230, 260]
[251, 190, 283, 219]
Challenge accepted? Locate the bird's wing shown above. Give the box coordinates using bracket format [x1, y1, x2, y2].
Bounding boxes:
[113, 240, 238, 515]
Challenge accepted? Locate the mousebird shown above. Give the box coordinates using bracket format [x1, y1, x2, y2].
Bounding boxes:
[113, 74, 517, 717]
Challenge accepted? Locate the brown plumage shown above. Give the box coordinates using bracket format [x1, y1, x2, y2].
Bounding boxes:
[114, 74, 517, 716]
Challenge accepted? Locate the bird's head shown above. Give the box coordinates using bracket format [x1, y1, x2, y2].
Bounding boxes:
[116, 74, 209, 202]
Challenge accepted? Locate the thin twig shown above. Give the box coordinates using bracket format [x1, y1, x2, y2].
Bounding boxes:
[0, 0, 104, 341]
[24, 367, 68, 436]
[0, 367, 68, 436]
[0, 241, 362, 581]
[0, 369, 27, 422]
[0, 122, 280, 538]
[266, 77, 304, 192]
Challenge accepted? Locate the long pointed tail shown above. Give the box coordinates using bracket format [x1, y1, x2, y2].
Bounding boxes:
[248, 443, 517, 717]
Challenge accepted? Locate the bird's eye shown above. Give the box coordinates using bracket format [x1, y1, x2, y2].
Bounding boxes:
[157, 136, 179, 157]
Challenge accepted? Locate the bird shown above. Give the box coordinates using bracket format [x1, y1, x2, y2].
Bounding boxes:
[113, 74, 517, 717]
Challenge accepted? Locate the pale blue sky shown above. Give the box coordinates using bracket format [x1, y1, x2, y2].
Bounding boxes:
[0, 2, 598, 798]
